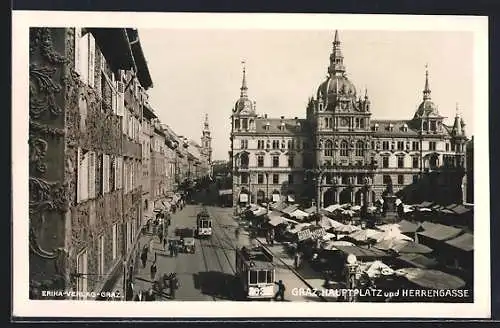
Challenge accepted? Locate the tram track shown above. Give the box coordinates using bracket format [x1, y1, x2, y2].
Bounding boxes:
[197, 205, 238, 300]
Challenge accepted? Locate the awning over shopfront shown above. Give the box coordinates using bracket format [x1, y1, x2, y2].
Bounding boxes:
[445, 233, 473, 252]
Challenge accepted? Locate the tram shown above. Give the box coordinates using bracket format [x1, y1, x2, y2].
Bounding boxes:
[196, 208, 212, 238]
[235, 246, 276, 300]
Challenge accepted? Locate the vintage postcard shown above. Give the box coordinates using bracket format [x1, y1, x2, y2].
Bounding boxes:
[12, 11, 490, 318]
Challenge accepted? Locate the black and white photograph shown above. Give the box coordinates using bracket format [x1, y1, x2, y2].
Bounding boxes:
[12, 12, 490, 318]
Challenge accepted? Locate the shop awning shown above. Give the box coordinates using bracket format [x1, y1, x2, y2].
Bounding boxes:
[397, 254, 438, 269]
[445, 233, 473, 252]
[418, 224, 462, 241]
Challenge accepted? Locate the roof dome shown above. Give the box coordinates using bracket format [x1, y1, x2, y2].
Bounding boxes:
[414, 99, 439, 118]
[317, 75, 357, 100]
[234, 97, 254, 113]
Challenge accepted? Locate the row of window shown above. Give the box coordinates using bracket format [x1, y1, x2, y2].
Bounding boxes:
[254, 155, 295, 168]
[240, 173, 296, 185]
[241, 139, 308, 150]
[322, 117, 367, 129]
[380, 156, 420, 169]
[75, 29, 144, 143]
[238, 173, 419, 186]
[76, 220, 137, 295]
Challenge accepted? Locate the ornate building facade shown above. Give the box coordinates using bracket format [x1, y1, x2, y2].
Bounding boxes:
[230, 30, 468, 209]
[29, 27, 152, 299]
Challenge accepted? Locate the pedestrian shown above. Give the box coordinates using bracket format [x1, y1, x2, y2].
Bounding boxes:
[158, 230, 163, 244]
[140, 248, 148, 268]
[168, 241, 174, 257]
[150, 259, 157, 280]
[294, 252, 300, 269]
[125, 279, 134, 301]
[274, 280, 286, 301]
[163, 237, 168, 251]
[170, 273, 179, 299]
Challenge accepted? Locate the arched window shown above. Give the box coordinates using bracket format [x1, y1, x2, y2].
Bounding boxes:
[355, 141, 364, 156]
[340, 140, 349, 156]
[324, 140, 333, 156]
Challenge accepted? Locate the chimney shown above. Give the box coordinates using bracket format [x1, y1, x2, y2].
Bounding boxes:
[264, 114, 268, 119]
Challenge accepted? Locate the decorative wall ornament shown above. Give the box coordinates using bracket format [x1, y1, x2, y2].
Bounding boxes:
[29, 137, 48, 174]
[30, 64, 63, 119]
[29, 177, 69, 214]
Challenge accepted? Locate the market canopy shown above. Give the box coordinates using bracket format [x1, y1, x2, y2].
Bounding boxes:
[375, 239, 433, 254]
[445, 233, 473, 252]
[289, 209, 310, 219]
[282, 204, 300, 214]
[347, 229, 381, 242]
[397, 254, 438, 269]
[398, 220, 422, 233]
[359, 260, 395, 278]
[324, 204, 342, 212]
[418, 223, 462, 241]
[321, 240, 355, 251]
[395, 268, 466, 289]
[252, 207, 268, 217]
[334, 224, 361, 234]
[304, 206, 317, 214]
[267, 215, 287, 227]
[333, 245, 390, 258]
[271, 202, 288, 211]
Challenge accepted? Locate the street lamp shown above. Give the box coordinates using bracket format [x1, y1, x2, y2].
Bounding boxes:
[345, 254, 360, 302]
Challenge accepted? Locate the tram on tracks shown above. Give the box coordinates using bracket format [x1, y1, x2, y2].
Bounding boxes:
[196, 208, 212, 238]
[235, 246, 276, 300]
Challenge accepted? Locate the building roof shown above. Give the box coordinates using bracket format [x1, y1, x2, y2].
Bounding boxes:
[371, 120, 419, 137]
[126, 29, 153, 89]
[88, 28, 136, 73]
[254, 118, 309, 135]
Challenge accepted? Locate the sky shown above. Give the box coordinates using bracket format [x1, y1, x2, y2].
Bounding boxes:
[139, 29, 474, 162]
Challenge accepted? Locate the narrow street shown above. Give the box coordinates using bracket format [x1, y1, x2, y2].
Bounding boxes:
[132, 188, 324, 302]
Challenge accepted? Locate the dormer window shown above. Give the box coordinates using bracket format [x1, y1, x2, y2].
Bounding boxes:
[389, 123, 394, 132]
[374, 123, 379, 131]
[235, 119, 240, 129]
[319, 103, 324, 111]
[402, 123, 408, 132]
[264, 122, 270, 131]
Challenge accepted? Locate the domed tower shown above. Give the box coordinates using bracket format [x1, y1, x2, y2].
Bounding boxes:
[231, 61, 257, 133]
[411, 66, 445, 134]
[310, 30, 372, 168]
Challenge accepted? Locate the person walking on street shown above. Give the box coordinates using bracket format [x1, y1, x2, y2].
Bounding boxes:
[168, 241, 174, 257]
[294, 252, 300, 269]
[150, 255, 157, 280]
[140, 247, 148, 268]
[170, 273, 179, 299]
[274, 280, 286, 301]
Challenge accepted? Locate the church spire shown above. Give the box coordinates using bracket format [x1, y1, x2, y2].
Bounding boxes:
[240, 60, 248, 98]
[423, 64, 431, 101]
[204, 113, 209, 131]
[328, 30, 346, 77]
